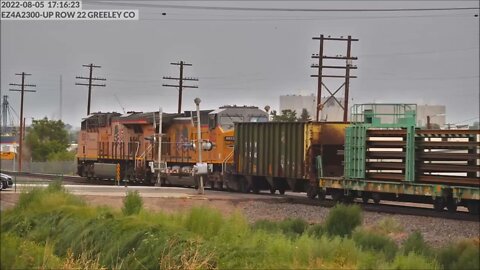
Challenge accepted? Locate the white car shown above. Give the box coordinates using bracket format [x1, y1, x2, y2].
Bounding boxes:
[0, 173, 13, 190]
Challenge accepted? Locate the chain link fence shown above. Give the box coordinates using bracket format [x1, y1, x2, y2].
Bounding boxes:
[1, 159, 77, 175]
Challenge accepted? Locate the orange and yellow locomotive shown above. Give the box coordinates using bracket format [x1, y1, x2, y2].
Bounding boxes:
[76, 106, 268, 187]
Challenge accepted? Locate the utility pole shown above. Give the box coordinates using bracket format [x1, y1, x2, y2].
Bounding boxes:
[2, 95, 9, 133]
[194, 97, 204, 195]
[311, 35, 358, 122]
[59, 75, 63, 121]
[157, 107, 163, 186]
[75, 64, 106, 115]
[9, 72, 36, 172]
[163, 61, 198, 114]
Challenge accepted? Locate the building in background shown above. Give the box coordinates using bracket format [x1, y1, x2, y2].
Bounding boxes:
[416, 105, 446, 129]
[279, 94, 344, 121]
[279, 94, 446, 126]
[279, 94, 316, 119]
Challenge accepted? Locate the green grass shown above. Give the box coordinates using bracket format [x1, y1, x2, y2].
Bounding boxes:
[1, 183, 478, 270]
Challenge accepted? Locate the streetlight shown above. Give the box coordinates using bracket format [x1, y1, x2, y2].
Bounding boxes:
[194, 97, 205, 194]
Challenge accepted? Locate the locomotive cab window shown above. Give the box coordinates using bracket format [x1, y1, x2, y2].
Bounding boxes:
[249, 116, 268, 123]
[220, 116, 243, 131]
[208, 114, 217, 130]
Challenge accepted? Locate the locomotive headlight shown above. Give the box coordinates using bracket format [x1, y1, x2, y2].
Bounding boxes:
[202, 141, 214, 151]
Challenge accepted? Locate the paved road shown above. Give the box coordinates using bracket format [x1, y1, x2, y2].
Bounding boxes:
[1, 183, 290, 200]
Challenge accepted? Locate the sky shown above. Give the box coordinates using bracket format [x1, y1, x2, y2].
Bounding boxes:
[1, 0, 479, 128]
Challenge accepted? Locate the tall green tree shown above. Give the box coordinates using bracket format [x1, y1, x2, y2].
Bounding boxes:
[25, 117, 73, 161]
[272, 109, 297, 122]
[298, 108, 311, 122]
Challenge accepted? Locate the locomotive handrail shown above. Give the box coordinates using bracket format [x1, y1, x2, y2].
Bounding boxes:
[221, 149, 234, 175]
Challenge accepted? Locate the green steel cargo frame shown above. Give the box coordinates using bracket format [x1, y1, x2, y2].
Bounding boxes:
[319, 103, 480, 204]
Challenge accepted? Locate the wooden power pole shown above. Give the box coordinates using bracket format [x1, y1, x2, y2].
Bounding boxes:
[9, 72, 36, 172]
[75, 64, 106, 115]
[163, 61, 198, 114]
[311, 35, 358, 122]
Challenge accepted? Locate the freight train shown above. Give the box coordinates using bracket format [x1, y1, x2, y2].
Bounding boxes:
[77, 103, 480, 214]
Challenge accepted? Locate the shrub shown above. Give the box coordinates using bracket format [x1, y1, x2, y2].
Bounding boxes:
[184, 207, 224, 238]
[325, 204, 362, 237]
[252, 219, 280, 233]
[376, 217, 404, 234]
[357, 251, 388, 270]
[403, 231, 432, 257]
[279, 218, 308, 236]
[389, 252, 438, 270]
[353, 229, 398, 261]
[122, 190, 143, 216]
[306, 223, 325, 238]
[46, 179, 65, 192]
[437, 240, 480, 270]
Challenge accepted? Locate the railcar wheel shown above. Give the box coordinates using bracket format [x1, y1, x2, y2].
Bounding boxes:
[240, 179, 250, 193]
[446, 199, 457, 213]
[306, 185, 317, 200]
[362, 194, 370, 204]
[269, 188, 276, 194]
[278, 188, 286, 195]
[372, 193, 381, 204]
[433, 198, 445, 211]
[467, 202, 479, 215]
[0, 181, 3, 190]
[343, 195, 355, 204]
[331, 190, 343, 203]
[318, 190, 326, 201]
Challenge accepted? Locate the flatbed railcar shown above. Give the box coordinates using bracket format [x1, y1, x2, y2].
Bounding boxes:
[314, 104, 480, 214]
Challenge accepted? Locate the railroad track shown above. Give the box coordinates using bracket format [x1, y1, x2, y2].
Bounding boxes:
[2, 171, 479, 222]
[276, 196, 479, 222]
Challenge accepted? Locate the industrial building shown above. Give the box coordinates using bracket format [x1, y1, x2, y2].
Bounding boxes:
[279, 94, 345, 122]
[279, 94, 446, 128]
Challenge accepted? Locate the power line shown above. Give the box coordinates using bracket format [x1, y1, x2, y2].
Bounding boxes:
[91, 1, 479, 12]
[140, 13, 476, 21]
[452, 116, 480, 125]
